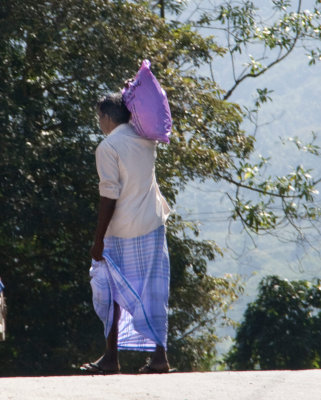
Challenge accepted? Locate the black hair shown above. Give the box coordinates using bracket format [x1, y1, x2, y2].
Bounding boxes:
[97, 93, 131, 124]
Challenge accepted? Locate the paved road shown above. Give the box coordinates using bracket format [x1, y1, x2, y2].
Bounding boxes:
[2, 370, 321, 400]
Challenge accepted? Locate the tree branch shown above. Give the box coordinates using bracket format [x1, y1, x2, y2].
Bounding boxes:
[217, 173, 300, 199]
[223, 0, 303, 100]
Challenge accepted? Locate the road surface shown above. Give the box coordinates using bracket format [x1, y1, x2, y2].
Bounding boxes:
[2, 370, 321, 400]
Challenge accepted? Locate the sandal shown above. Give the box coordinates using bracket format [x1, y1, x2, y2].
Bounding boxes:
[139, 359, 177, 374]
[80, 362, 120, 375]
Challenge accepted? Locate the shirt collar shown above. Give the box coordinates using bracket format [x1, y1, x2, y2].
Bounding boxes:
[108, 123, 128, 137]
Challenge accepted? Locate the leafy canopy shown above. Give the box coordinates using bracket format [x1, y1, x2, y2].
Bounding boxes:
[0, 0, 244, 374]
[225, 275, 321, 370]
[1, 0, 321, 374]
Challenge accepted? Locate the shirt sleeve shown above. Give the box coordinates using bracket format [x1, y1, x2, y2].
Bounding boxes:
[95, 141, 121, 199]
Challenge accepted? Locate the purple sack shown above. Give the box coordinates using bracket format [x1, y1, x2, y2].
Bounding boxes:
[122, 60, 172, 143]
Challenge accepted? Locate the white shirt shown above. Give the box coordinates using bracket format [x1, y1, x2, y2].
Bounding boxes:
[95, 123, 170, 238]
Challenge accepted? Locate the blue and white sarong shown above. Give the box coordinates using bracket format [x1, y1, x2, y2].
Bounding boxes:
[89, 225, 170, 351]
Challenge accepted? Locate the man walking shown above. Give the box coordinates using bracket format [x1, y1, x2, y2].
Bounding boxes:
[81, 93, 171, 374]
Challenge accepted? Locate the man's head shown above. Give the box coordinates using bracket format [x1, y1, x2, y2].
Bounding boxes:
[97, 93, 131, 134]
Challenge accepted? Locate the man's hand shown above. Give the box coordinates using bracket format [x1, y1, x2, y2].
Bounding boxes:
[91, 240, 104, 261]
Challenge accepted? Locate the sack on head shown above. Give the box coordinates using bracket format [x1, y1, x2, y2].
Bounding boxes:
[122, 60, 172, 143]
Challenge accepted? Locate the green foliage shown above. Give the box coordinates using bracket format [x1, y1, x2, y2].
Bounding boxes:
[1, 0, 321, 375]
[0, 0, 245, 375]
[225, 275, 321, 370]
[145, 0, 188, 17]
[166, 216, 243, 371]
[178, 0, 321, 235]
[215, 0, 321, 72]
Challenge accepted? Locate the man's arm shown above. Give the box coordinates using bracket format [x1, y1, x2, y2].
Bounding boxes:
[91, 196, 116, 261]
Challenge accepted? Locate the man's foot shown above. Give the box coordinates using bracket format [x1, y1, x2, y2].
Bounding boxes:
[80, 362, 120, 374]
[80, 353, 120, 374]
[138, 358, 176, 374]
[139, 345, 178, 373]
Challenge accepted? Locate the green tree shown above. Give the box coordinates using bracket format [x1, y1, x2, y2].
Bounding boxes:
[0, 0, 243, 375]
[1, 0, 321, 375]
[225, 275, 321, 370]
[175, 0, 321, 236]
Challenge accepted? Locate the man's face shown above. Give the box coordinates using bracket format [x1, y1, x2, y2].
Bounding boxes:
[98, 110, 114, 135]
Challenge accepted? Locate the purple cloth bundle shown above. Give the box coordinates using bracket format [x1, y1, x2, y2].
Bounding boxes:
[122, 60, 172, 143]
